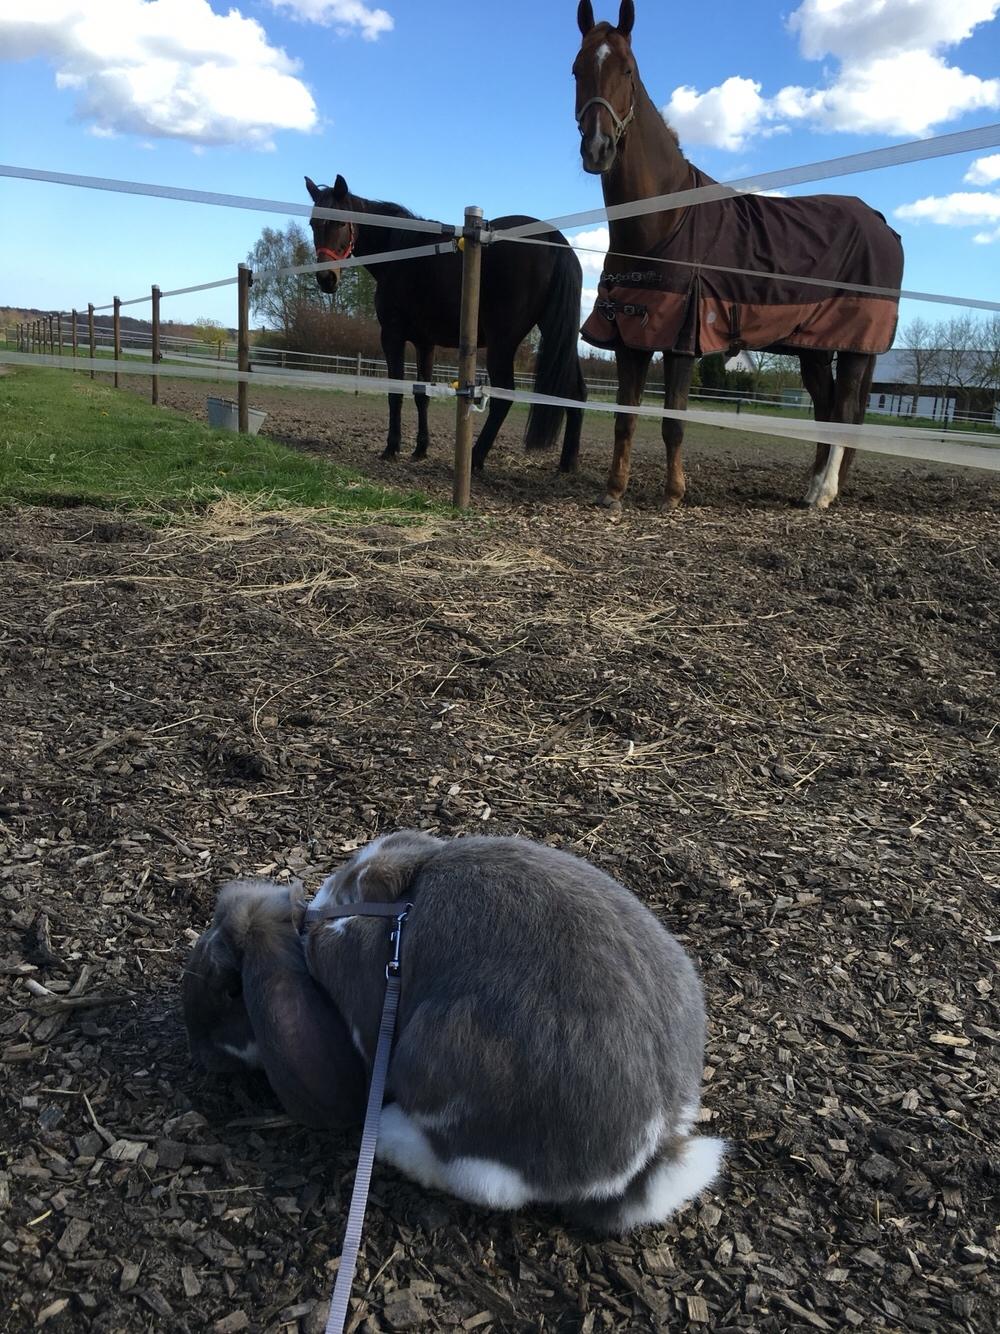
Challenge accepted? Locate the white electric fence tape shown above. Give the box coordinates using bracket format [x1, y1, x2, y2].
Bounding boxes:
[5, 119, 1000, 317]
[492, 122, 1000, 239]
[95, 241, 456, 312]
[4, 350, 997, 473]
[0, 164, 453, 236]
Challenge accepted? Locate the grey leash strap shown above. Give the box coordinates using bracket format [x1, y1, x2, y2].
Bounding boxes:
[323, 904, 411, 1334]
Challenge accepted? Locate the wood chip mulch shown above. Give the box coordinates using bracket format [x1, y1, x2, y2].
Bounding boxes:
[1, 392, 998, 1332]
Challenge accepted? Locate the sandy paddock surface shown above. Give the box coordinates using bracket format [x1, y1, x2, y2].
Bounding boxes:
[1, 381, 998, 1333]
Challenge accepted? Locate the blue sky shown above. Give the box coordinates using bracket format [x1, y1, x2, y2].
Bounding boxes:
[1, 0, 998, 336]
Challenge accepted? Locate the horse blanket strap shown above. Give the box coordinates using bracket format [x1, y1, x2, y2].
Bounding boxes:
[319, 901, 412, 1334]
[581, 164, 903, 358]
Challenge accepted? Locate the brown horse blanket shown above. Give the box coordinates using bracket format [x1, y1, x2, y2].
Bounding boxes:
[581, 167, 903, 358]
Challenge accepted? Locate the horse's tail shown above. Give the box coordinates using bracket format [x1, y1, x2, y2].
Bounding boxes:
[524, 236, 587, 451]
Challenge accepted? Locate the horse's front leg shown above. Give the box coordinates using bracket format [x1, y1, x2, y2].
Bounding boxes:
[600, 347, 652, 515]
[381, 329, 406, 460]
[412, 345, 435, 460]
[471, 343, 514, 473]
[662, 354, 694, 511]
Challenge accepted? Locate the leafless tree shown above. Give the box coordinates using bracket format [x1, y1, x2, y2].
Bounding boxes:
[937, 315, 984, 418]
[973, 313, 1000, 411]
[897, 318, 943, 416]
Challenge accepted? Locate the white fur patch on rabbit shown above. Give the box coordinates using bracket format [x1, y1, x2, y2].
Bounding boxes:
[378, 1106, 533, 1209]
[617, 1136, 726, 1230]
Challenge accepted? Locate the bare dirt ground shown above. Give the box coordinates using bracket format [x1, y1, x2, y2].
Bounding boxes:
[2, 384, 999, 1333]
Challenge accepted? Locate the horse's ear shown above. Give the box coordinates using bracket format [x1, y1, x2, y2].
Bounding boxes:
[617, 0, 634, 38]
[305, 176, 320, 202]
[333, 174, 349, 202]
[577, 1, 595, 36]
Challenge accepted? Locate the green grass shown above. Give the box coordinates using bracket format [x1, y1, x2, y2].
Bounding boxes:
[0, 367, 439, 518]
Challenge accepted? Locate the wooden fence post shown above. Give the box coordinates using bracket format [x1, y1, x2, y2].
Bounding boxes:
[356, 349, 362, 396]
[453, 206, 484, 510]
[88, 304, 96, 380]
[151, 285, 161, 405]
[71, 309, 78, 365]
[237, 264, 252, 433]
[57, 313, 63, 356]
[113, 297, 122, 388]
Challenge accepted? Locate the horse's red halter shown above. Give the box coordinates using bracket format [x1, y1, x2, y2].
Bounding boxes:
[316, 222, 356, 264]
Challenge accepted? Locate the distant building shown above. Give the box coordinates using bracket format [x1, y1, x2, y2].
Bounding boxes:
[869, 348, 999, 426]
[724, 350, 757, 374]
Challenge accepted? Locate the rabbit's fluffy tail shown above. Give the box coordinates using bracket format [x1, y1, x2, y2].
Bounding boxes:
[567, 1135, 725, 1235]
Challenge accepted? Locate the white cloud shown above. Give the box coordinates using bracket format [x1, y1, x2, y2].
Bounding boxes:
[267, 0, 393, 40]
[798, 50, 1000, 136]
[895, 191, 1000, 227]
[570, 226, 610, 281]
[0, 0, 318, 148]
[966, 153, 1000, 184]
[665, 78, 772, 152]
[789, 0, 1000, 62]
[662, 0, 1000, 150]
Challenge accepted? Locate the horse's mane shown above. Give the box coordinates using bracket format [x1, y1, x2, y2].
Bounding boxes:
[362, 197, 422, 221]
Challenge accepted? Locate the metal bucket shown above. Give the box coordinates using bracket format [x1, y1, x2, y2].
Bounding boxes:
[207, 396, 267, 436]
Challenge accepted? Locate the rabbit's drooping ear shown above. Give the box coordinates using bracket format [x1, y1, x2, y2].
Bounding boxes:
[242, 947, 366, 1131]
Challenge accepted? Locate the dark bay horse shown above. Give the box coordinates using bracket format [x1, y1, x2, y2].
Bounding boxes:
[305, 176, 586, 472]
[574, 1, 904, 513]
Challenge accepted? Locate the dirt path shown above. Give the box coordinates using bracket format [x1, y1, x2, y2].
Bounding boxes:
[1, 387, 998, 1332]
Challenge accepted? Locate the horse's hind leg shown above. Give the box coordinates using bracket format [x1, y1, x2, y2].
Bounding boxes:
[471, 344, 515, 472]
[559, 355, 588, 473]
[559, 408, 584, 473]
[412, 345, 435, 460]
[603, 347, 653, 514]
[800, 351, 835, 506]
[662, 353, 694, 511]
[836, 355, 875, 491]
[807, 351, 873, 510]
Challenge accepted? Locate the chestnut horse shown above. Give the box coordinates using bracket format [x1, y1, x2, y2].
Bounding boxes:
[305, 175, 586, 472]
[574, 1, 904, 513]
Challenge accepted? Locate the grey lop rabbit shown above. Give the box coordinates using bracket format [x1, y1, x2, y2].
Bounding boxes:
[303, 832, 724, 1233]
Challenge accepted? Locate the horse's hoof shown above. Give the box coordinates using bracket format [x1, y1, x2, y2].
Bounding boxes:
[558, 461, 579, 475]
[595, 494, 623, 521]
[380, 447, 400, 462]
[411, 446, 428, 461]
[660, 494, 684, 513]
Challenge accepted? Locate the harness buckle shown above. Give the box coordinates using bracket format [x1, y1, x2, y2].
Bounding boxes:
[386, 905, 412, 979]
